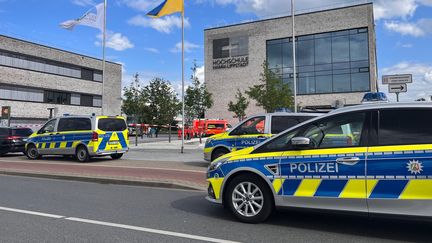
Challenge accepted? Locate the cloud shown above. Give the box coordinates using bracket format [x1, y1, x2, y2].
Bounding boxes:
[374, 0, 417, 20]
[380, 62, 432, 101]
[384, 18, 432, 37]
[396, 42, 413, 48]
[196, 65, 205, 83]
[95, 31, 134, 51]
[144, 47, 159, 53]
[384, 21, 424, 36]
[72, 0, 95, 6]
[128, 15, 190, 34]
[170, 41, 200, 53]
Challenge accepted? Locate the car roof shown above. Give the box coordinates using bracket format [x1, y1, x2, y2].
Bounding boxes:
[330, 102, 432, 115]
[250, 112, 322, 117]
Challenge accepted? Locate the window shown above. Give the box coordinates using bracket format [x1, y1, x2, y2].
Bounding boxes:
[254, 128, 300, 153]
[230, 116, 266, 135]
[58, 118, 91, 132]
[39, 119, 56, 134]
[271, 116, 314, 134]
[98, 118, 127, 131]
[93, 96, 102, 107]
[71, 94, 81, 105]
[378, 109, 432, 146]
[0, 50, 101, 81]
[0, 128, 8, 136]
[80, 94, 93, 107]
[207, 124, 225, 129]
[81, 68, 94, 81]
[213, 38, 230, 59]
[11, 128, 33, 136]
[44, 91, 70, 105]
[266, 28, 370, 95]
[302, 112, 366, 148]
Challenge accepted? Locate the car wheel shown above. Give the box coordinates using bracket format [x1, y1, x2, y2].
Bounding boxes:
[75, 146, 90, 163]
[211, 148, 230, 161]
[110, 153, 123, 160]
[26, 144, 41, 160]
[225, 174, 274, 223]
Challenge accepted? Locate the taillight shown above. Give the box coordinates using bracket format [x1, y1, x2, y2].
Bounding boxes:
[92, 132, 98, 142]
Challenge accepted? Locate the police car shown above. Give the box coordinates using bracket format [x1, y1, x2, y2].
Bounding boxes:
[206, 103, 432, 223]
[25, 115, 129, 162]
[204, 113, 320, 162]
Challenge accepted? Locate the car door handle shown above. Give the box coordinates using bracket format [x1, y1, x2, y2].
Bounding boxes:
[257, 136, 266, 139]
[336, 157, 360, 165]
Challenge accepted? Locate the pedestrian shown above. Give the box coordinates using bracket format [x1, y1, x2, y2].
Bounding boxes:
[147, 126, 152, 138]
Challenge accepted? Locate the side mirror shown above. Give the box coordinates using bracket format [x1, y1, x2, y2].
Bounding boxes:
[291, 137, 311, 149]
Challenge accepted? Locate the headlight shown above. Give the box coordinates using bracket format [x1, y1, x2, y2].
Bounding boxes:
[208, 157, 228, 171]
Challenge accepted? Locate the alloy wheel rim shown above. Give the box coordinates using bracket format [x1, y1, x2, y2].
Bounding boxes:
[29, 148, 37, 158]
[78, 150, 86, 160]
[232, 182, 264, 217]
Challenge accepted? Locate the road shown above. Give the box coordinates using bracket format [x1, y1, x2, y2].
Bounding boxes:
[0, 175, 430, 243]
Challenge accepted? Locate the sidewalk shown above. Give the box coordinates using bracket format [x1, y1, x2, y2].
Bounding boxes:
[0, 155, 208, 191]
[129, 137, 207, 150]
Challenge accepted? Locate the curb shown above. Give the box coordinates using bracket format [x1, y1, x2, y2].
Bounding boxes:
[0, 170, 206, 191]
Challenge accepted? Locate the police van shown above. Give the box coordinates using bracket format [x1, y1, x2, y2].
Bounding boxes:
[204, 113, 320, 162]
[206, 103, 432, 223]
[25, 115, 129, 162]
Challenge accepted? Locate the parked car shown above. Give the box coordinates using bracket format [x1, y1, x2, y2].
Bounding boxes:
[207, 102, 432, 223]
[25, 115, 129, 162]
[0, 127, 33, 156]
[204, 112, 321, 162]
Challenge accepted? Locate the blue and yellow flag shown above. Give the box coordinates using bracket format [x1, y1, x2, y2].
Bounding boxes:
[147, 0, 184, 18]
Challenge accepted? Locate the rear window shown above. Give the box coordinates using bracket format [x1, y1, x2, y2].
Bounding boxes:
[378, 109, 432, 145]
[12, 128, 33, 136]
[58, 118, 92, 132]
[271, 116, 315, 134]
[98, 118, 127, 131]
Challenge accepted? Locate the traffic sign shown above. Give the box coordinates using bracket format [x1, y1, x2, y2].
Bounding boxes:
[388, 83, 407, 93]
[382, 74, 412, 84]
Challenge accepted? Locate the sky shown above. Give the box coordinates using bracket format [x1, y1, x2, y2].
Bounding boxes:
[0, 0, 431, 102]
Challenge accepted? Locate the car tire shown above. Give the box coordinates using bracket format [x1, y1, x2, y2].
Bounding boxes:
[75, 146, 90, 163]
[225, 173, 274, 223]
[26, 144, 41, 160]
[110, 153, 123, 160]
[211, 148, 230, 161]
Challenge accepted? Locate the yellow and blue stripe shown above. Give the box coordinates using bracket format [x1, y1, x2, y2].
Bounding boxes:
[147, 0, 183, 18]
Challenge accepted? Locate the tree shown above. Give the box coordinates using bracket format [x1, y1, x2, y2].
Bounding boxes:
[122, 73, 148, 123]
[184, 61, 213, 125]
[228, 89, 249, 122]
[143, 77, 180, 135]
[246, 61, 294, 113]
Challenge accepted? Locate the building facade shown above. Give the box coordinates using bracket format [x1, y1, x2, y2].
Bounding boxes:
[204, 3, 377, 124]
[0, 35, 122, 128]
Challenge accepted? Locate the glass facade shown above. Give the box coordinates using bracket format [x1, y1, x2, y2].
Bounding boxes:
[0, 84, 102, 107]
[0, 49, 103, 82]
[266, 28, 370, 95]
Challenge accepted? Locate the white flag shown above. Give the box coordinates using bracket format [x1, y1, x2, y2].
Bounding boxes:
[60, 3, 104, 31]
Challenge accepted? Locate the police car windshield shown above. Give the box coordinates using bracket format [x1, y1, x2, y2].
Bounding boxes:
[98, 118, 127, 131]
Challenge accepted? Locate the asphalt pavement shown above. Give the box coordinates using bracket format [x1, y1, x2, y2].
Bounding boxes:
[0, 175, 430, 243]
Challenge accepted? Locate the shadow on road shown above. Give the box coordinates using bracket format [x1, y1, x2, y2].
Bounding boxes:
[183, 161, 209, 168]
[172, 195, 431, 242]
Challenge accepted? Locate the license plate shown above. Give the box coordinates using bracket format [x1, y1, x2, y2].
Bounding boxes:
[108, 141, 119, 145]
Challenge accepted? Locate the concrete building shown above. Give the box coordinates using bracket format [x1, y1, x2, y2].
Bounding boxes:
[0, 35, 122, 128]
[204, 3, 377, 123]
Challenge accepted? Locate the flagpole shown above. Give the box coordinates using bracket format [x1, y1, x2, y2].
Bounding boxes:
[292, 0, 297, 113]
[102, 0, 107, 115]
[181, 8, 185, 154]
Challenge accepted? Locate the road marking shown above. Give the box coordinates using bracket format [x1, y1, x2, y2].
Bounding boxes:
[0, 160, 206, 173]
[0, 206, 240, 243]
